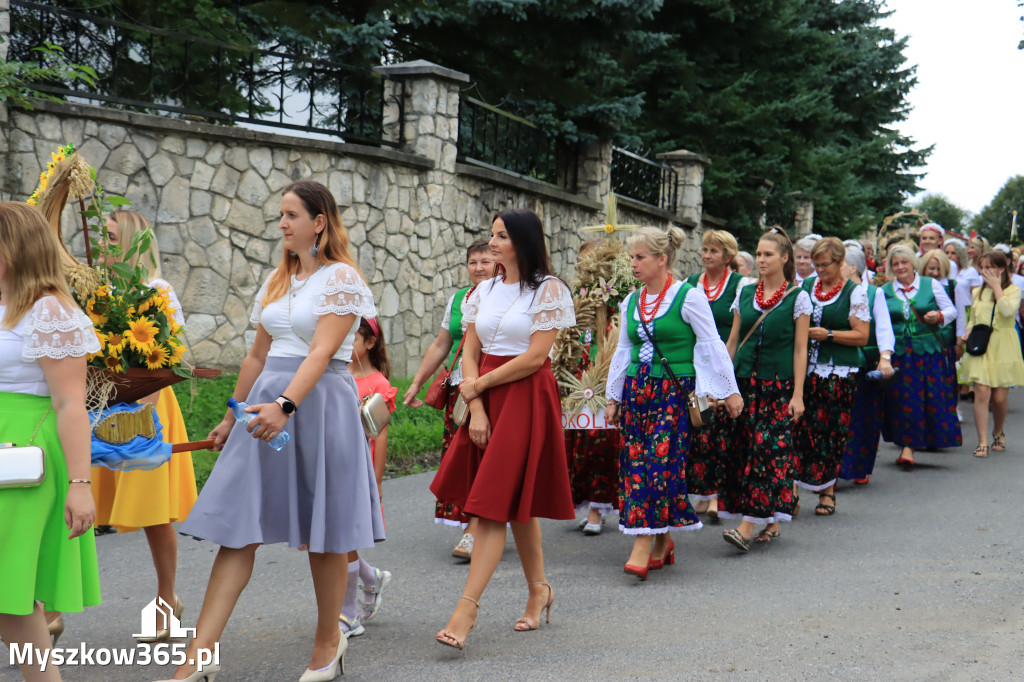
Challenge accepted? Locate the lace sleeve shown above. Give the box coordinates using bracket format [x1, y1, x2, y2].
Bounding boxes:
[313, 263, 376, 319]
[462, 283, 484, 324]
[150, 278, 185, 327]
[250, 271, 274, 326]
[872, 288, 896, 353]
[527, 277, 576, 334]
[22, 296, 100, 360]
[606, 296, 633, 402]
[793, 290, 812, 319]
[849, 283, 871, 322]
[682, 288, 740, 399]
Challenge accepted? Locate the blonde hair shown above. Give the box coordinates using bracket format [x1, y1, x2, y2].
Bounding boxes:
[918, 248, 950, 279]
[0, 202, 76, 329]
[968, 235, 990, 265]
[625, 226, 686, 269]
[110, 210, 162, 279]
[810, 237, 846, 265]
[263, 180, 364, 307]
[701, 229, 738, 266]
[885, 244, 920, 275]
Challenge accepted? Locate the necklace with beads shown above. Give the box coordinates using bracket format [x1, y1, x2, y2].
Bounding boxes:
[755, 279, 788, 310]
[703, 270, 728, 301]
[639, 275, 673, 323]
[814, 277, 844, 302]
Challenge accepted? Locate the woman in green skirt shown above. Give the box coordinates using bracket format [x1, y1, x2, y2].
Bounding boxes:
[0, 202, 101, 681]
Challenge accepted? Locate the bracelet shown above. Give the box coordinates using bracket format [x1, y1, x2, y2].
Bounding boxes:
[69, 479, 91, 485]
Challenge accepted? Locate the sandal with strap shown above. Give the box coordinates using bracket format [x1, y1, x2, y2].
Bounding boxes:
[754, 528, 780, 544]
[722, 528, 751, 552]
[815, 493, 836, 516]
[973, 444, 989, 458]
[991, 433, 1006, 451]
[514, 582, 554, 632]
[435, 596, 479, 650]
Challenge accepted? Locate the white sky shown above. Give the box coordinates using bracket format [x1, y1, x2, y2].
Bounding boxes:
[881, 0, 1024, 215]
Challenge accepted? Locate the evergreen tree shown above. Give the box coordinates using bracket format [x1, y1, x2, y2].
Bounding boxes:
[971, 176, 1024, 244]
[912, 194, 970, 234]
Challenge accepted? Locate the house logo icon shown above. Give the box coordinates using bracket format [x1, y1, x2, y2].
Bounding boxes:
[133, 596, 195, 639]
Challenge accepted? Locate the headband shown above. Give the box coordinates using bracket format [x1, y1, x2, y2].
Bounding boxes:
[919, 222, 945, 237]
[365, 317, 380, 337]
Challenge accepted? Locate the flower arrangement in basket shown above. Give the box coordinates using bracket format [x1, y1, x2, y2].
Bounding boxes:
[552, 212, 639, 417]
[29, 142, 201, 408]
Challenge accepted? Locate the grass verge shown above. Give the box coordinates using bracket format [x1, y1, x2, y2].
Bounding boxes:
[171, 373, 445, 491]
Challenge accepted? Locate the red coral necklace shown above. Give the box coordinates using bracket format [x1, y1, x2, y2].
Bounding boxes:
[639, 275, 673, 323]
[814, 277, 844, 302]
[703, 271, 727, 301]
[755, 280, 788, 309]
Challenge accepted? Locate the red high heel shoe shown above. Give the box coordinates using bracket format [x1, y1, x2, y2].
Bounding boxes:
[648, 537, 675, 570]
[623, 561, 649, 581]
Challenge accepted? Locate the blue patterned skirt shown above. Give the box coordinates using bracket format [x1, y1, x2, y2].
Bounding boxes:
[839, 372, 884, 479]
[881, 345, 962, 450]
[618, 364, 700, 535]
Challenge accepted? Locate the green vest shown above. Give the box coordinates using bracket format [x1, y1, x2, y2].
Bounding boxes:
[882, 277, 944, 356]
[685, 271, 743, 342]
[626, 283, 696, 378]
[734, 282, 802, 380]
[940, 279, 957, 346]
[445, 286, 472, 367]
[801, 277, 862, 368]
[860, 283, 881, 367]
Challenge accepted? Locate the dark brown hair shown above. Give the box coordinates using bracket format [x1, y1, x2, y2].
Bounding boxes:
[356, 318, 391, 379]
[758, 226, 796, 282]
[979, 251, 1011, 290]
[466, 238, 490, 261]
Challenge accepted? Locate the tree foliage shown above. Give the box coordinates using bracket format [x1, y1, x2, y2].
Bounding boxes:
[912, 194, 971, 234]
[971, 176, 1024, 244]
[0, 44, 97, 108]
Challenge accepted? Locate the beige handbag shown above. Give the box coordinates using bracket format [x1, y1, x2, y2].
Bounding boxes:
[0, 409, 50, 489]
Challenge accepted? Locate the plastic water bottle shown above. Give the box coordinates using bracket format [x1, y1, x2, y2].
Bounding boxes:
[866, 367, 900, 381]
[227, 398, 291, 450]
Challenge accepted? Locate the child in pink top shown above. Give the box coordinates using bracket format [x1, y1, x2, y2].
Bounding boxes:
[340, 318, 395, 637]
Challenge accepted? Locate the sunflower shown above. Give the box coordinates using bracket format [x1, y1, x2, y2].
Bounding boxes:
[144, 344, 170, 370]
[95, 285, 111, 299]
[104, 353, 125, 373]
[106, 331, 127, 354]
[125, 317, 159, 352]
[168, 340, 187, 363]
[88, 308, 109, 327]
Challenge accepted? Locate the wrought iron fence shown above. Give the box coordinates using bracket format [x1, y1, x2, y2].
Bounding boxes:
[8, 0, 393, 145]
[457, 96, 577, 191]
[611, 147, 678, 212]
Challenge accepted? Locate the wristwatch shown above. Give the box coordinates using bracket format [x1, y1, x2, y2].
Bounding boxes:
[827, 330, 834, 340]
[275, 395, 297, 415]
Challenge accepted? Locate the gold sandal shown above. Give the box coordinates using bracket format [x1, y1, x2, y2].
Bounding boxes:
[514, 582, 554, 631]
[436, 596, 479, 650]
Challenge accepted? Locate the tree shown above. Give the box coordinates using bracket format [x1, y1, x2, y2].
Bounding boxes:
[912, 194, 970, 234]
[971, 176, 1024, 244]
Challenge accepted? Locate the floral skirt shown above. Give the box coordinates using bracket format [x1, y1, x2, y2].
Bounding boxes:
[839, 373, 884, 480]
[792, 373, 857, 491]
[434, 385, 469, 527]
[686, 405, 736, 499]
[882, 345, 962, 450]
[718, 378, 797, 525]
[567, 428, 621, 509]
[618, 365, 700, 535]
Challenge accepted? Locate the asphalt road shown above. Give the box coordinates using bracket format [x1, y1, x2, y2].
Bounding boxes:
[4, 394, 1023, 682]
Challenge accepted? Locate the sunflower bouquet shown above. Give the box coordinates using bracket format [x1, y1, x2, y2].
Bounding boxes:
[84, 282, 186, 373]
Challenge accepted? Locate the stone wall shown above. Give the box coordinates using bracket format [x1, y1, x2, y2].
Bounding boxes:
[0, 61, 706, 375]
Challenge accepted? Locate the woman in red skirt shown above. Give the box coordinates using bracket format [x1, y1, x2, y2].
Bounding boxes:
[431, 208, 576, 650]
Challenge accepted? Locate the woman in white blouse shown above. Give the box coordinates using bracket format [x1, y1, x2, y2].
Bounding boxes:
[170, 182, 383, 682]
[605, 227, 743, 579]
[431, 209, 577, 650]
[0, 202, 100, 681]
[791, 238, 869, 516]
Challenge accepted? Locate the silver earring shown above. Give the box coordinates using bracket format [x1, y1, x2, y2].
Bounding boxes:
[309, 243, 319, 258]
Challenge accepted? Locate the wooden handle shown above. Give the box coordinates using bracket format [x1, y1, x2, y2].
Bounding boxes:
[171, 439, 216, 453]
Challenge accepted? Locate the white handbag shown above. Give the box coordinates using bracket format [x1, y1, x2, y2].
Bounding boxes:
[0, 409, 50, 489]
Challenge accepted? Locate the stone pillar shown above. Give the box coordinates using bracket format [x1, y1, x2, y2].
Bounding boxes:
[375, 60, 469, 173]
[0, 0, 9, 62]
[0, 0, 11, 199]
[794, 199, 814, 237]
[576, 139, 612, 205]
[658, 149, 710, 226]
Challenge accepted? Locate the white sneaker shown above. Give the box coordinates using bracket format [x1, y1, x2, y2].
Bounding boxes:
[358, 568, 392, 622]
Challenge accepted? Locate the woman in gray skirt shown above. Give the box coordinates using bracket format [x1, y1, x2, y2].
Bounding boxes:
[166, 181, 383, 682]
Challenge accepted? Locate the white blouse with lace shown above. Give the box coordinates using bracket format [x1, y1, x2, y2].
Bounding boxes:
[463, 275, 575, 356]
[250, 262, 376, 360]
[606, 281, 739, 402]
[804, 280, 871, 378]
[0, 296, 100, 397]
[729, 281, 814, 319]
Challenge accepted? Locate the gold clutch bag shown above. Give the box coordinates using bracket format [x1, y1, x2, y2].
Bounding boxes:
[360, 393, 392, 439]
[452, 395, 470, 427]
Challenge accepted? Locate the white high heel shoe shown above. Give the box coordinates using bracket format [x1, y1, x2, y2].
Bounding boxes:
[151, 663, 219, 682]
[299, 632, 348, 681]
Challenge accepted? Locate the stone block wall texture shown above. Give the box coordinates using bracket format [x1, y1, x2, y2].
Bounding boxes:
[0, 65, 705, 376]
